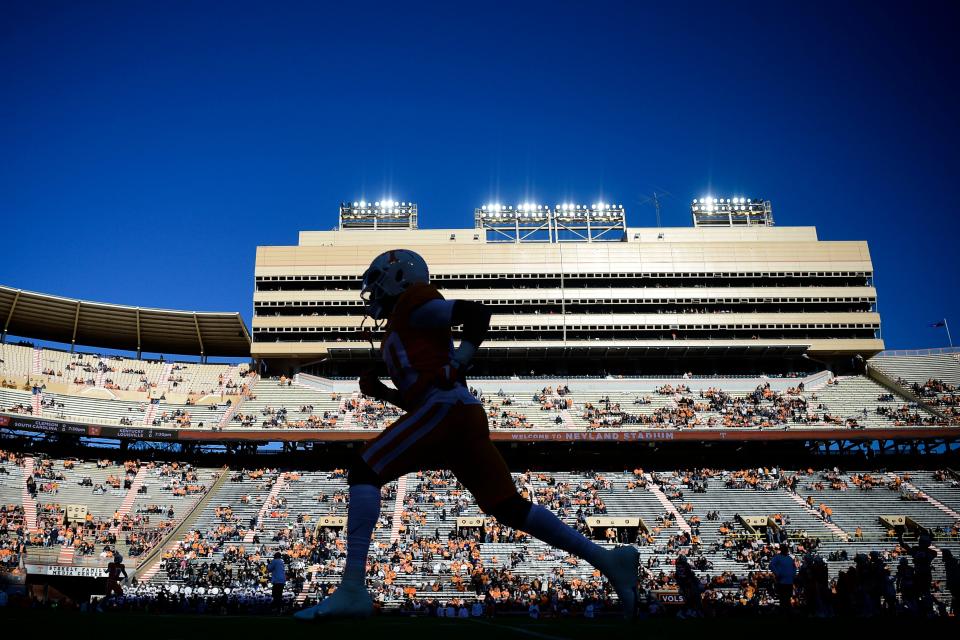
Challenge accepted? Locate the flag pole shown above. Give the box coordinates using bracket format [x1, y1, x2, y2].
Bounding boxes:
[945, 318, 954, 348]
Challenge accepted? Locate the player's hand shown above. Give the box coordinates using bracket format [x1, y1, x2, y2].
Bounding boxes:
[359, 369, 386, 398]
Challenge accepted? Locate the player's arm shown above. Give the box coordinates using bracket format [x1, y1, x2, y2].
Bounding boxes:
[359, 369, 410, 411]
[409, 299, 491, 369]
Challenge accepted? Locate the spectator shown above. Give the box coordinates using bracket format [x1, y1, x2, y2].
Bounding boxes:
[267, 551, 287, 612]
[769, 543, 796, 613]
[898, 532, 938, 612]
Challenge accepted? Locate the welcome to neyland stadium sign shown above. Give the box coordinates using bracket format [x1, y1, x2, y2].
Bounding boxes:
[504, 431, 677, 442]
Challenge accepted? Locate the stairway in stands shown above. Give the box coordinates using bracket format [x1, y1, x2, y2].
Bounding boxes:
[340, 393, 359, 429]
[32, 347, 41, 376]
[643, 473, 691, 534]
[95, 363, 106, 388]
[218, 402, 239, 429]
[155, 363, 174, 394]
[111, 465, 147, 533]
[559, 409, 576, 428]
[135, 551, 165, 583]
[57, 545, 76, 564]
[22, 457, 38, 533]
[31, 392, 40, 416]
[784, 490, 850, 540]
[136, 467, 229, 583]
[223, 364, 246, 394]
[295, 580, 320, 607]
[243, 474, 287, 543]
[390, 474, 411, 543]
[142, 402, 158, 426]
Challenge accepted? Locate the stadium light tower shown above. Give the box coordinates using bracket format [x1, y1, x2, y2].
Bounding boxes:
[339, 200, 418, 230]
[690, 197, 773, 227]
[474, 202, 627, 243]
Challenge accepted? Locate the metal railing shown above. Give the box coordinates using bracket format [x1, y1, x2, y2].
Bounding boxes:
[874, 346, 960, 357]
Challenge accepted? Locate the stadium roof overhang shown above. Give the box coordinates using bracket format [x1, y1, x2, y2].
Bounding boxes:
[326, 344, 811, 360]
[0, 285, 251, 357]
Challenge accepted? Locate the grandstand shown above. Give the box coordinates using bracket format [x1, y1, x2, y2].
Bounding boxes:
[2, 352, 955, 441]
[3, 449, 959, 613]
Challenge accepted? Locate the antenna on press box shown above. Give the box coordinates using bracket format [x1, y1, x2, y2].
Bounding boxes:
[638, 188, 672, 228]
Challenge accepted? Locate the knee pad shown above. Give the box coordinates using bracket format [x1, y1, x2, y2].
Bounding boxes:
[347, 457, 382, 488]
[486, 493, 532, 530]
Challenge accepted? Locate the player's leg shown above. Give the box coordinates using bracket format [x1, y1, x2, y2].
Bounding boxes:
[448, 405, 608, 566]
[294, 455, 384, 619]
[294, 455, 381, 620]
[295, 403, 451, 620]
[448, 403, 640, 618]
[341, 402, 453, 588]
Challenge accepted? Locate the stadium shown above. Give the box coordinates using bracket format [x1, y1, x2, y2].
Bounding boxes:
[5, 3, 960, 637]
[1, 196, 958, 636]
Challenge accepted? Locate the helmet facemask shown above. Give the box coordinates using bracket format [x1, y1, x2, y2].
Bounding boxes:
[360, 266, 397, 322]
[359, 249, 429, 349]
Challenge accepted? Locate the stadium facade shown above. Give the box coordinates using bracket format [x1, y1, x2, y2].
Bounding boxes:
[252, 199, 882, 376]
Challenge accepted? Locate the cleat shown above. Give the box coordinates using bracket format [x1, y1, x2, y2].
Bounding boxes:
[603, 545, 639, 619]
[293, 583, 373, 620]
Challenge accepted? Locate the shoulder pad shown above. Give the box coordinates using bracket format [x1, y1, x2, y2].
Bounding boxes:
[391, 284, 444, 326]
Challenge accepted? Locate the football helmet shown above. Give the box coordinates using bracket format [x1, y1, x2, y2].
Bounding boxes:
[360, 249, 429, 320]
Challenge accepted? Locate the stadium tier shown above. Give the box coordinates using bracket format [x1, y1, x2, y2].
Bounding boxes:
[252, 206, 883, 377]
[2, 451, 959, 613]
[0, 343, 251, 397]
[870, 350, 960, 387]
[2, 348, 959, 439]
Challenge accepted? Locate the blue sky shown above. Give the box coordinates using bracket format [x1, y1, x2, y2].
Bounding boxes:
[2, 1, 957, 352]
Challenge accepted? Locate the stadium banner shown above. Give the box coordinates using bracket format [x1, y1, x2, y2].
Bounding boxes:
[89, 425, 179, 441]
[4, 413, 956, 444]
[0, 414, 179, 442]
[25, 564, 109, 578]
[4, 416, 88, 436]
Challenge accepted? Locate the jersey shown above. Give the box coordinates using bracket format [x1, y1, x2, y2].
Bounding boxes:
[382, 283, 478, 408]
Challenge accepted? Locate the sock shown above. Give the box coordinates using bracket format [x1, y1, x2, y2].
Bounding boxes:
[341, 484, 381, 587]
[522, 504, 608, 570]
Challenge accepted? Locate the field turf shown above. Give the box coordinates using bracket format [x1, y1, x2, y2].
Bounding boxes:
[1, 611, 953, 639]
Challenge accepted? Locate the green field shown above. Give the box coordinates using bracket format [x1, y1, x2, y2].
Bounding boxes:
[0, 611, 952, 639]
